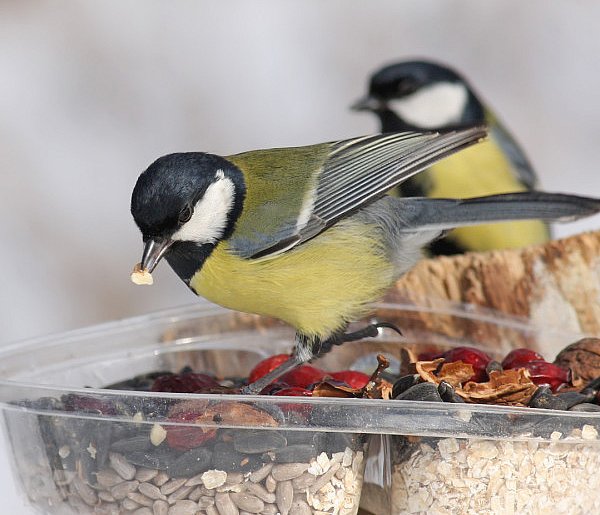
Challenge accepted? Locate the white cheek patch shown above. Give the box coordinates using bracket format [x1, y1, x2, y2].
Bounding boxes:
[389, 82, 468, 129]
[172, 176, 235, 244]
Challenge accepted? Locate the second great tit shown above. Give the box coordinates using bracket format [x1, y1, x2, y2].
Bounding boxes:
[131, 128, 600, 393]
[352, 59, 548, 255]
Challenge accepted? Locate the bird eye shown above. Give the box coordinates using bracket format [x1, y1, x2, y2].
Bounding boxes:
[178, 205, 193, 224]
[396, 78, 417, 96]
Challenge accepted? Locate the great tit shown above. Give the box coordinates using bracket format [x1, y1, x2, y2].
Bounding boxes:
[131, 128, 600, 393]
[352, 59, 547, 255]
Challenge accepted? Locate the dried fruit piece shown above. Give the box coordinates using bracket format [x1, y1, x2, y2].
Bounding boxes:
[329, 370, 370, 389]
[62, 394, 116, 415]
[131, 263, 153, 285]
[311, 381, 358, 398]
[248, 354, 290, 384]
[165, 411, 217, 451]
[441, 346, 492, 382]
[151, 372, 219, 393]
[415, 359, 474, 388]
[273, 387, 313, 397]
[516, 360, 569, 392]
[502, 348, 545, 369]
[458, 368, 538, 406]
[280, 365, 325, 389]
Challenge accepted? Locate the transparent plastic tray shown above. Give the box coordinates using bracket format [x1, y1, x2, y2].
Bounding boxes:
[0, 300, 597, 515]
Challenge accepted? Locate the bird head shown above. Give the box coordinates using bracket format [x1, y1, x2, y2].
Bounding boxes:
[352, 59, 484, 131]
[131, 152, 245, 282]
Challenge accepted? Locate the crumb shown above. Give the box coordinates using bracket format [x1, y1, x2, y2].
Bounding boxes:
[131, 263, 153, 285]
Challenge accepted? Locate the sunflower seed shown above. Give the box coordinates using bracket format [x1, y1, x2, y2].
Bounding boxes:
[152, 499, 169, 515]
[271, 463, 309, 481]
[168, 446, 213, 477]
[233, 430, 287, 454]
[291, 472, 316, 491]
[214, 492, 238, 515]
[98, 490, 116, 502]
[128, 491, 154, 507]
[167, 500, 199, 515]
[160, 478, 187, 496]
[109, 452, 137, 480]
[230, 492, 264, 513]
[272, 445, 317, 464]
[139, 481, 166, 500]
[72, 477, 98, 506]
[265, 475, 277, 493]
[248, 463, 273, 483]
[136, 467, 159, 482]
[122, 497, 140, 510]
[245, 482, 276, 504]
[95, 468, 124, 488]
[152, 471, 170, 486]
[111, 480, 140, 500]
[275, 480, 293, 515]
[167, 485, 195, 503]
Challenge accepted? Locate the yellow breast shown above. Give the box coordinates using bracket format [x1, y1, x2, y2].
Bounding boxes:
[189, 220, 394, 339]
[427, 140, 549, 250]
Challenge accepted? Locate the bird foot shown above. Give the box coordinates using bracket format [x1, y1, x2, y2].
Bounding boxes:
[240, 322, 402, 394]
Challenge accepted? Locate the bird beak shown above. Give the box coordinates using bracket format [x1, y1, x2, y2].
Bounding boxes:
[141, 238, 173, 273]
[351, 95, 386, 112]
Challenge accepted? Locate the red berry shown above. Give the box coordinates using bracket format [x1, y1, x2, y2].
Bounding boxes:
[329, 370, 371, 389]
[259, 382, 290, 395]
[248, 354, 290, 384]
[63, 394, 116, 415]
[517, 360, 569, 392]
[280, 365, 325, 389]
[273, 387, 313, 397]
[151, 373, 218, 393]
[501, 348, 545, 370]
[273, 386, 313, 418]
[165, 410, 217, 450]
[442, 346, 492, 382]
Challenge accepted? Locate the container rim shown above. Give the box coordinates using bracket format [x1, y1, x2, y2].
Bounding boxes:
[1, 299, 598, 441]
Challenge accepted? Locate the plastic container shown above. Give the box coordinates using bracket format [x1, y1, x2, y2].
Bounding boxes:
[0, 300, 598, 515]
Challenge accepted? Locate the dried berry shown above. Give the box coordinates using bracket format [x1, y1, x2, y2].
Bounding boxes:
[441, 347, 492, 382]
[280, 365, 325, 389]
[248, 354, 290, 384]
[151, 372, 218, 393]
[62, 394, 116, 415]
[517, 360, 569, 392]
[502, 348, 545, 370]
[273, 387, 313, 397]
[328, 370, 371, 389]
[165, 410, 217, 451]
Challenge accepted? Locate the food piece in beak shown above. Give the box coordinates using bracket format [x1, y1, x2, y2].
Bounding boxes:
[130, 263, 153, 285]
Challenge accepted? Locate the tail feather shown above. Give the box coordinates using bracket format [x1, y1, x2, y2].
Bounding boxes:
[397, 192, 600, 232]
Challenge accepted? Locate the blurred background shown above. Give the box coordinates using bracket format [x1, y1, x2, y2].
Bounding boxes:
[1, 1, 599, 509]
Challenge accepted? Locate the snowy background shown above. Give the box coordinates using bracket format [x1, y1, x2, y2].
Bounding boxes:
[1, 1, 600, 510]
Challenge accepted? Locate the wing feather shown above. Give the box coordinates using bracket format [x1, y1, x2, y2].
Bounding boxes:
[229, 127, 486, 259]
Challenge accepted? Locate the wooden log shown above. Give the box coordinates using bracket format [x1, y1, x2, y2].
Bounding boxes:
[381, 230, 600, 356]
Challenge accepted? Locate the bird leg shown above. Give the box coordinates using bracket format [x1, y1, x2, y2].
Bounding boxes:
[240, 339, 308, 395]
[314, 322, 402, 356]
[241, 322, 401, 394]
